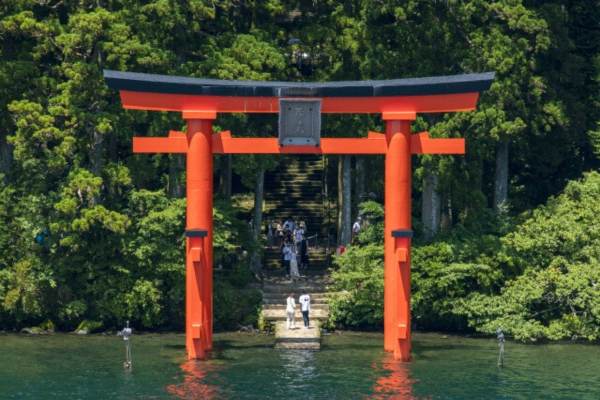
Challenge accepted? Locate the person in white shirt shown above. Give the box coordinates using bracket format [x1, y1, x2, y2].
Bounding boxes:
[293, 224, 304, 249]
[286, 293, 296, 329]
[299, 289, 311, 328]
[352, 216, 362, 242]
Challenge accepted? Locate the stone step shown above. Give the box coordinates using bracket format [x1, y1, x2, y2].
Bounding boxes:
[263, 289, 329, 307]
[262, 250, 329, 256]
[263, 265, 329, 270]
[265, 197, 322, 202]
[264, 211, 323, 217]
[265, 184, 321, 190]
[274, 321, 320, 350]
[267, 167, 321, 173]
[262, 215, 324, 222]
[262, 252, 328, 259]
[265, 200, 323, 207]
[262, 303, 329, 310]
[262, 286, 330, 294]
[263, 267, 330, 273]
[262, 246, 328, 252]
[262, 308, 329, 322]
[262, 259, 329, 266]
[263, 260, 328, 264]
[262, 262, 329, 269]
[265, 216, 325, 222]
[264, 209, 322, 214]
[263, 293, 328, 300]
[267, 176, 321, 182]
[265, 195, 322, 200]
[264, 203, 323, 208]
[264, 195, 323, 201]
[262, 257, 329, 264]
[265, 178, 321, 184]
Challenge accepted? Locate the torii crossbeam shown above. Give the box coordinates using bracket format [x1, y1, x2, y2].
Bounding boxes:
[105, 70, 494, 361]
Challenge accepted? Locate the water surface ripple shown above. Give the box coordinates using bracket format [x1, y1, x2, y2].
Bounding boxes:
[0, 331, 598, 399]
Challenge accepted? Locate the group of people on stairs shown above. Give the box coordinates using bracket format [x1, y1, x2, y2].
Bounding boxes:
[266, 217, 310, 281]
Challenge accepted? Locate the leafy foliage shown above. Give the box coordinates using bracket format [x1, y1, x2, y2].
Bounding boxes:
[0, 1, 599, 338]
[329, 243, 385, 328]
[456, 172, 600, 340]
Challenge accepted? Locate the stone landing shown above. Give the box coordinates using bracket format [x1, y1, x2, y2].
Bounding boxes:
[274, 321, 321, 350]
[261, 270, 332, 350]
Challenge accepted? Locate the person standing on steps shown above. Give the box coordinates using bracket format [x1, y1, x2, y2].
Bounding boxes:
[290, 247, 300, 283]
[352, 216, 362, 243]
[293, 223, 304, 250]
[299, 289, 311, 329]
[286, 293, 296, 329]
[279, 237, 286, 271]
[283, 240, 293, 278]
[266, 219, 275, 249]
[300, 234, 309, 269]
[277, 219, 285, 245]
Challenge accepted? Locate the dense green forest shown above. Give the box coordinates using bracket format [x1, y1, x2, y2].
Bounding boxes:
[1, 0, 600, 339]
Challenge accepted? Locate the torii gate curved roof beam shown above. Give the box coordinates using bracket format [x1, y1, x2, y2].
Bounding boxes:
[103, 70, 495, 114]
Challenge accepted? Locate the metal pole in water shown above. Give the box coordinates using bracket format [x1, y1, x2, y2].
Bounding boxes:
[123, 321, 132, 370]
[496, 326, 505, 367]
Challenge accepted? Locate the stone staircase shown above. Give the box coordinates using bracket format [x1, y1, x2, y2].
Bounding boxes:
[263, 155, 330, 270]
[260, 270, 332, 349]
[261, 155, 333, 349]
[264, 155, 324, 234]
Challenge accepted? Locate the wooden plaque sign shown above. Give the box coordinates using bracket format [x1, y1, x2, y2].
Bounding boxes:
[278, 99, 322, 146]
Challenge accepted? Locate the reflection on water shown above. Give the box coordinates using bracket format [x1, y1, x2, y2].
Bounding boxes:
[168, 361, 225, 400]
[371, 356, 420, 400]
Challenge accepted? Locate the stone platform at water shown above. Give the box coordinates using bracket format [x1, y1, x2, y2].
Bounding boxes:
[261, 270, 332, 325]
[274, 321, 321, 350]
[261, 270, 331, 350]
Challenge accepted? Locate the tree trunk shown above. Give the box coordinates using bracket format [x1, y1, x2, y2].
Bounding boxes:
[108, 133, 118, 163]
[168, 154, 185, 198]
[1, 126, 14, 186]
[493, 141, 509, 214]
[440, 192, 453, 231]
[340, 154, 352, 246]
[354, 156, 365, 216]
[220, 154, 232, 200]
[251, 158, 265, 278]
[422, 172, 441, 242]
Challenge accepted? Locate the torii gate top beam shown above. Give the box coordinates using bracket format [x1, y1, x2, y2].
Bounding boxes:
[103, 70, 494, 114]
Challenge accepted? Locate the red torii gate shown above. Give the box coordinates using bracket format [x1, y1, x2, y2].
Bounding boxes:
[104, 70, 494, 361]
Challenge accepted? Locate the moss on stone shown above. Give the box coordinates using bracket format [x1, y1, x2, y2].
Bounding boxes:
[39, 319, 56, 331]
[76, 320, 105, 333]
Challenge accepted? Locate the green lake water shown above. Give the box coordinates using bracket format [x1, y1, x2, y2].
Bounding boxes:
[0, 331, 599, 399]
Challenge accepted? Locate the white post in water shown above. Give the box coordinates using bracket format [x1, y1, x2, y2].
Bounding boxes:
[123, 321, 132, 370]
[497, 326, 505, 367]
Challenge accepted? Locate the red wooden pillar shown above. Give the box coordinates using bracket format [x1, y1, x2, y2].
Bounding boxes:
[384, 119, 412, 361]
[185, 117, 214, 359]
